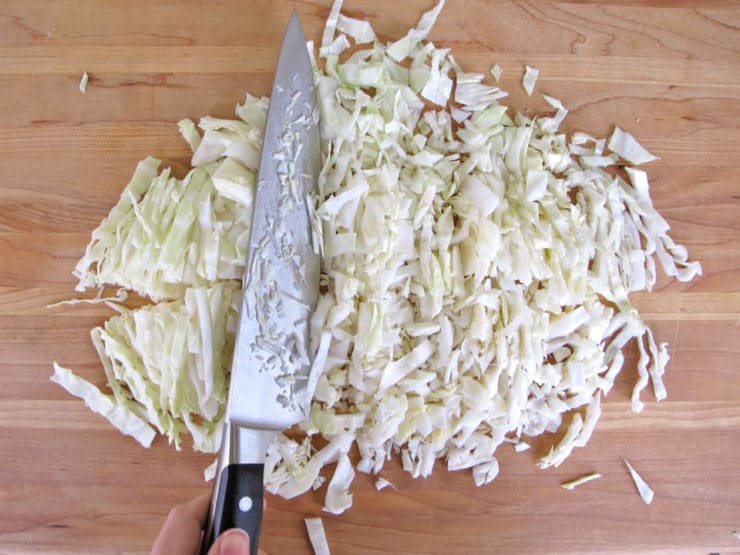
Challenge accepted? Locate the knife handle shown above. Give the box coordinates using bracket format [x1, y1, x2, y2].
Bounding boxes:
[201, 463, 264, 555]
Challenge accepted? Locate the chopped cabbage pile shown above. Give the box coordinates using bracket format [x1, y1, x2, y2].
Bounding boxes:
[54, 96, 269, 451]
[53, 0, 701, 514]
[52, 280, 241, 451]
[265, 0, 701, 507]
[74, 99, 266, 301]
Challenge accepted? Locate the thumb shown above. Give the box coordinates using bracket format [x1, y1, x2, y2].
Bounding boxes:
[206, 528, 250, 555]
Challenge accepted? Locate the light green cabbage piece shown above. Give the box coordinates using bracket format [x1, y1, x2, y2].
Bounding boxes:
[74, 160, 252, 301]
[79, 71, 89, 94]
[57, 280, 240, 452]
[211, 156, 256, 208]
[560, 472, 602, 490]
[51, 362, 155, 447]
[56, 96, 266, 454]
[73, 96, 269, 302]
[522, 64, 539, 96]
[178, 118, 202, 152]
[608, 126, 659, 165]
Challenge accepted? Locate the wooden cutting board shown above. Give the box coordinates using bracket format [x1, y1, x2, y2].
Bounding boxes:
[1, 1, 739, 553]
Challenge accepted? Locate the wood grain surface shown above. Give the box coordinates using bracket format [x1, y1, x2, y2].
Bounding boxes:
[1, 1, 739, 553]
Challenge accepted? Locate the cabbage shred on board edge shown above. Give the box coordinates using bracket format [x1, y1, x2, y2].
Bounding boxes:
[52, 0, 701, 515]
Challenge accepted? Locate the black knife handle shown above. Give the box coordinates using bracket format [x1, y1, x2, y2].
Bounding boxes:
[201, 463, 264, 555]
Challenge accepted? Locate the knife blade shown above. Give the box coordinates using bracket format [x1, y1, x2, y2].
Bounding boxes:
[201, 11, 320, 555]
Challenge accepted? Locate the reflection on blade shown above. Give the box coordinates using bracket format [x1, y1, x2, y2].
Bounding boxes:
[226, 11, 322, 430]
[243, 91, 320, 412]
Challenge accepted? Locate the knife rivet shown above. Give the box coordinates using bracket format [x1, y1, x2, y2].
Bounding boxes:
[238, 496, 253, 513]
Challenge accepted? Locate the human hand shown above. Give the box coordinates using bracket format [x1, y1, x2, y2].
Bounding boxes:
[151, 493, 264, 555]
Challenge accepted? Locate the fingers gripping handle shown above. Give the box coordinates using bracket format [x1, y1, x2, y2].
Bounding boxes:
[201, 463, 264, 555]
[201, 424, 276, 555]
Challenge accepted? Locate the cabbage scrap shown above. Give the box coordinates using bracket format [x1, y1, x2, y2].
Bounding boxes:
[374, 477, 396, 491]
[323, 452, 355, 514]
[522, 65, 539, 96]
[608, 127, 658, 165]
[304, 517, 331, 555]
[560, 472, 602, 490]
[51, 362, 155, 447]
[513, 442, 531, 453]
[624, 458, 654, 504]
[79, 71, 89, 94]
[178, 118, 202, 153]
[47, 286, 128, 310]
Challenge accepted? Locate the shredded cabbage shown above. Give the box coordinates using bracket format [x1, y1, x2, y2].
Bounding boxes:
[105, 281, 238, 447]
[53, 0, 702, 516]
[74, 96, 268, 302]
[56, 280, 241, 452]
[264, 0, 700, 509]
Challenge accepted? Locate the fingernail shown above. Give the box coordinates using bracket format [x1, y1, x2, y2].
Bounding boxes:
[219, 528, 250, 555]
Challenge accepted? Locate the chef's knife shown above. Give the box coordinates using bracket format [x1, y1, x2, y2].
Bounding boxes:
[201, 11, 321, 555]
